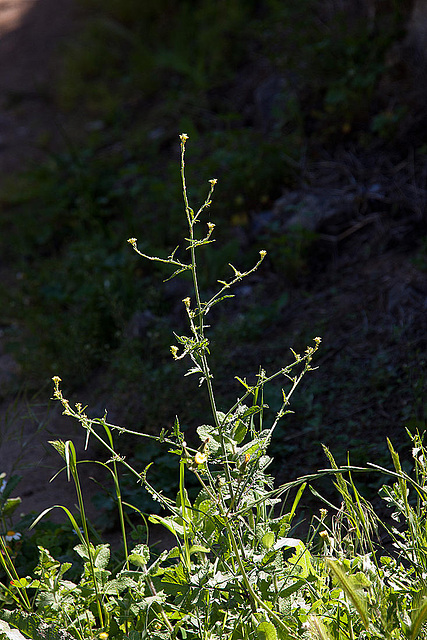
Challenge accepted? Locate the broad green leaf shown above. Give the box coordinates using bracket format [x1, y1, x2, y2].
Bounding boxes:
[197, 424, 220, 442]
[2, 497, 21, 517]
[149, 514, 184, 538]
[234, 419, 247, 444]
[256, 620, 277, 640]
[104, 575, 137, 594]
[128, 554, 147, 568]
[241, 405, 263, 419]
[275, 538, 314, 579]
[278, 577, 306, 598]
[74, 543, 93, 560]
[10, 577, 30, 589]
[261, 532, 275, 550]
[1, 611, 75, 640]
[128, 543, 150, 567]
[94, 544, 110, 569]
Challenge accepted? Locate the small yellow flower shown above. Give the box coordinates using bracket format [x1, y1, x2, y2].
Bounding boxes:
[182, 297, 191, 308]
[319, 530, 331, 543]
[127, 237, 137, 246]
[194, 452, 207, 465]
[99, 633, 109, 640]
[209, 178, 217, 186]
[180, 133, 189, 142]
[259, 250, 267, 258]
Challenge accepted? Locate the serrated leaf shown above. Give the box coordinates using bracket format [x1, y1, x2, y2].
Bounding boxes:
[104, 575, 137, 594]
[256, 620, 277, 640]
[129, 543, 150, 565]
[94, 544, 110, 569]
[197, 424, 219, 442]
[128, 553, 147, 568]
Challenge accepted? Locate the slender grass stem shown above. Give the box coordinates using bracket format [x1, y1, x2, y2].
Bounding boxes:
[66, 442, 104, 629]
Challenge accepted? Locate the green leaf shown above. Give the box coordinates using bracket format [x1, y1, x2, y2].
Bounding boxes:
[94, 544, 110, 569]
[256, 620, 277, 640]
[197, 424, 221, 454]
[189, 544, 210, 555]
[0, 611, 75, 640]
[148, 514, 184, 538]
[10, 577, 30, 589]
[275, 538, 314, 579]
[261, 532, 275, 550]
[327, 559, 369, 630]
[241, 406, 263, 419]
[0, 475, 21, 503]
[410, 596, 427, 640]
[233, 419, 247, 444]
[2, 497, 22, 517]
[128, 543, 150, 567]
[104, 575, 137, 594]
[197, 424, 219, 442]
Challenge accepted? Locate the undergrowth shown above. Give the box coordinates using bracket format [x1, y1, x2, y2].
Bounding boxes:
[0, 137, 426, 640]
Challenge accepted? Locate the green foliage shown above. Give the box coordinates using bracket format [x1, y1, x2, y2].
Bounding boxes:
[58, 0, 262, 113]
[265, 1, 406, 140]
[2, 136, 426, 640]
[0, 137, 321, 639]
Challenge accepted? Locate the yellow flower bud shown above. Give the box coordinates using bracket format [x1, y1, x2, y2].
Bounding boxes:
[194, 452, 207, 465]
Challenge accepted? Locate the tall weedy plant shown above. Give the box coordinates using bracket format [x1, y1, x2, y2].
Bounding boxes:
[0, 135, 323, 640]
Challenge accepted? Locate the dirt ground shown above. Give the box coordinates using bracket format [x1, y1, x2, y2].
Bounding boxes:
[0, 0, 74, 174]
[0, 0, 104, 524]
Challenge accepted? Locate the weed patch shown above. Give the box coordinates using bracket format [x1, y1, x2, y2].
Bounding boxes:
[1, 138, 426, 640]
